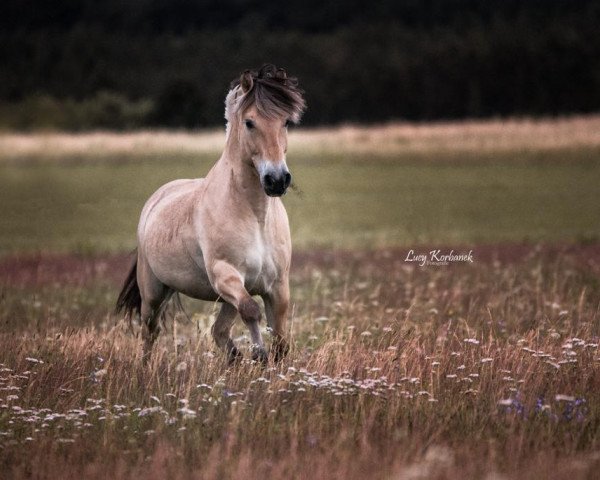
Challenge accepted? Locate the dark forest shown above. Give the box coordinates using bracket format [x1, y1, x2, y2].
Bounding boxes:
[1, 0, 599, 129]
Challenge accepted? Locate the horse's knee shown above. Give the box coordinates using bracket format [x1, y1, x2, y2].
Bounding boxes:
[239, 297, 261, 324]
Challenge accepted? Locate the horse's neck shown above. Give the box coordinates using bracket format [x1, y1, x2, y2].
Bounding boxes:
[208, 142, 270, 223]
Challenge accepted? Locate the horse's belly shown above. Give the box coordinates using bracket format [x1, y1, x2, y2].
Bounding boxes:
[150, 250, 218, 301]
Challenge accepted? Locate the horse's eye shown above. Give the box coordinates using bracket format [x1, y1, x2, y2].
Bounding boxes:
[245, 120, 255, 130]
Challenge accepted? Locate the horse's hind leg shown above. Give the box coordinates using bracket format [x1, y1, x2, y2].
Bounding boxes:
[137, 255, 171, 363]
[211, 302, 243, 364]
[141, 302, 161, 363]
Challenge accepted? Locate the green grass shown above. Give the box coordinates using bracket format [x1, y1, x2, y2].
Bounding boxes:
[1, 148, 599, 254]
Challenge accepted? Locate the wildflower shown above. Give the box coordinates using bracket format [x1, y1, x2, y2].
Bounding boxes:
[175, 362, 187, 372]
[177, 407, 197, 419]
[555, 394, 575, 402]
[138, 406, 162, 417]
[498, 396, 525, 416]
[25, 357, 44, 364]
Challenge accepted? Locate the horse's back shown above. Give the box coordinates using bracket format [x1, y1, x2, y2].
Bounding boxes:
[138, 178, 201, 239]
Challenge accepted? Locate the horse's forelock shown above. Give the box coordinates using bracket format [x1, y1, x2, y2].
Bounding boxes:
[227, 65, 306, 124]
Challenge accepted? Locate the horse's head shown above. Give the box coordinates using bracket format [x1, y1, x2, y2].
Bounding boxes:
[226, 65, 306, 197]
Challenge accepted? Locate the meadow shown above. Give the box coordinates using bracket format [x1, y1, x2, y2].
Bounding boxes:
[0, 117, 600, 479]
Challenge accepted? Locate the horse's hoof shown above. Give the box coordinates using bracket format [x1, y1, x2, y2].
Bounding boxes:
[227, 347, 244, 366]
[251, 346, 269, 365]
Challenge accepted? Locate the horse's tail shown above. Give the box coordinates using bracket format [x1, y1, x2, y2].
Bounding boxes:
[115, 251, 142, 319]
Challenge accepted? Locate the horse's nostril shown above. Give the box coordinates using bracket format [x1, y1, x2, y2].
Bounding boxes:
[283, 172, 292, 189]
[264, 174, 275, 187]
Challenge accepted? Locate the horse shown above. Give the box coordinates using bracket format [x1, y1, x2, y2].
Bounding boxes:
[116, 64, 306, 364]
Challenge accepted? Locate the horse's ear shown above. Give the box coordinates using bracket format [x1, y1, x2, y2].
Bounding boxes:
[240, 70, 254, 93]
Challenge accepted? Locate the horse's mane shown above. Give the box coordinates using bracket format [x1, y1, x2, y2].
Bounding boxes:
[225, 64, 306, 124]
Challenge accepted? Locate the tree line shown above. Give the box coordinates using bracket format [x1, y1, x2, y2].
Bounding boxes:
[0, 0, 598, 129]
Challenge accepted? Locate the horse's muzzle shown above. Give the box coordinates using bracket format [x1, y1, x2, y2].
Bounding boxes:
[262, 170, 292, 197]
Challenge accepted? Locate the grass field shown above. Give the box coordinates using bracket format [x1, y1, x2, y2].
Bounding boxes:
[1, 117, 600, 479]
[1, 118, 600, 253]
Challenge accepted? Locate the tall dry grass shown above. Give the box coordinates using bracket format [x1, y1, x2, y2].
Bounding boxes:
[1, 247, 599, 479]
[2, 115, 600, 162]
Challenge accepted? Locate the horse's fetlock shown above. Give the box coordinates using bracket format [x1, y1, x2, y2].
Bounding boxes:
[272, 336, 290, 362]
[251, 345, 269, 365]
[227, 346, 244, 365]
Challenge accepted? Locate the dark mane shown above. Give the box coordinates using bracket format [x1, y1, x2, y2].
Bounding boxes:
[231, 64, 306, 122]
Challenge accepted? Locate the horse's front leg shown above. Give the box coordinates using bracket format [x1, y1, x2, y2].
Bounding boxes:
[211, 302, 243, 365]
[210, 260, 268, 363]
[262, 280, 290, 362]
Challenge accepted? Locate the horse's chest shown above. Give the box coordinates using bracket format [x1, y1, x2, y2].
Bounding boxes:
[243, 244, 278, 294]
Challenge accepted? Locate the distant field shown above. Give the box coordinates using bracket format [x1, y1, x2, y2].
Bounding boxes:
[1, 116, 600, 254]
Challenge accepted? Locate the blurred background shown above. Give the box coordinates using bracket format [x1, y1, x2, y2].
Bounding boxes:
[1, 0, 599, 130]
[1, 0, 599, 253]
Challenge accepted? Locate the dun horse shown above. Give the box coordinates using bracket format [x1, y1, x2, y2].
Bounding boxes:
[116, 65, 306, 363]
